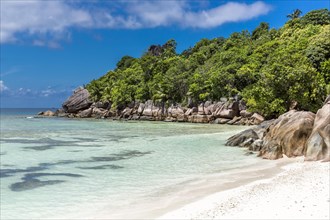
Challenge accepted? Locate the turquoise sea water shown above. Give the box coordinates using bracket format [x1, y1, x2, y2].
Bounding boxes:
[0, 108, 263, 219]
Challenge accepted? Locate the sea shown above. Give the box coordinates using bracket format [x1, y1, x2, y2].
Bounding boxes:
[0, 108, 270, 219]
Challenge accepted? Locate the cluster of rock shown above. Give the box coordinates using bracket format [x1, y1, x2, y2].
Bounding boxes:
[37, 87, 329, 161]
[38, 87, 265, 125]
[226, 95, 330, 161]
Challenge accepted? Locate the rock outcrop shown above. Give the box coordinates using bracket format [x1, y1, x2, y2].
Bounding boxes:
[41, 86, 329, 162]
[226, 120, 274, 150]
[38, 110, 55, 117]
[62, 87, 92, 113]
[226, 96, 330, 161]
[226, 128, 259, 147]
[305, 96, 330, 161]
[77, 108, 92, 118]
[48, 88, 266, 125]
[259, 111, 315, 159]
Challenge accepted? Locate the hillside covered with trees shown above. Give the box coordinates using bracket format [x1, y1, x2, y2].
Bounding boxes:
[86, 9, 330, 119]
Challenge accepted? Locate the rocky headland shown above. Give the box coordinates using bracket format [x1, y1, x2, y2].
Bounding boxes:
[39, 87, 265, 125]
[39, 88, 329, 161]
[226, 95, 330, 161]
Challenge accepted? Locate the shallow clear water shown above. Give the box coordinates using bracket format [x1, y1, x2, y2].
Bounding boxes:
[0, 109, 261, 219]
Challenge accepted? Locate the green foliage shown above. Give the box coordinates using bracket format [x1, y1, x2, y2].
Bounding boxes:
[305, 26, 330, 70]
[116, 56, 135, 70]
[86, 9, 329, 118]
[252, 22, 269, 40]
[86, 79, 105, 101]
[301, 9, 330, 25]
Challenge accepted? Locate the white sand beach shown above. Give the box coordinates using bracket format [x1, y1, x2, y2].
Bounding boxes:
[158, 157, 330, 220]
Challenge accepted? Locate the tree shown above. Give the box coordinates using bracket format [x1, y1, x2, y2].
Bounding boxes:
[86, 79, 104, 101]
[162, 39, 177, 58]
[306, 25, 330, 70]
[286, 9, 302, 20]
[287, 9, 302, 20]
[84, 9, 328, 118]
[252, 22, 270, 40]
[116, 56, 135, 70]
[301, 9, 330, 25]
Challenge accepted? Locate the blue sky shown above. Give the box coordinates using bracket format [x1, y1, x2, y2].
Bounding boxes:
[1, 0, 329, 108]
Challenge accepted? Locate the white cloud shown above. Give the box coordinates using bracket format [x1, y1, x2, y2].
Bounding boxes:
[33, 40, 61, 49]
[0, 81, 9, 92]
[41, 87, 56, 97]
[17, 87, 32, 96]
[1, 1, 92, 43]
[0, 1, 272, 44]
[183, 2, 272, 28]
[127, 1, 271, 28]
[126, 1, 187, 28]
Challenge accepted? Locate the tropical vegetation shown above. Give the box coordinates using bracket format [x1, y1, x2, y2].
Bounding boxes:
[86, 9, 330, 118]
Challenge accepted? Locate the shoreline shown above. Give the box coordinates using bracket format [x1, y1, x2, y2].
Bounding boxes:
[56, 156, 329, 220]
[83, 156, 305, 219]
[57, 154, 295, 219]
[157, 157, 330, 220]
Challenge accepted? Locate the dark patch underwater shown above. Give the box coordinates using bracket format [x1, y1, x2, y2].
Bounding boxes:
[1, 137, 103, 151]
[77, 164, 124, 170]
[10, 179, 65, 192]
[0, 166, 48, 178]
[10, 172, 84, 192]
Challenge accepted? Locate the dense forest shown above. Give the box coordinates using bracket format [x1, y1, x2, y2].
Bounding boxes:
[86, 9, 330, 118]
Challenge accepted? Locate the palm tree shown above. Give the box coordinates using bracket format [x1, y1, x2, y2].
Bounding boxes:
[86, 80, 103, 101]
[287, 9, 302, 20]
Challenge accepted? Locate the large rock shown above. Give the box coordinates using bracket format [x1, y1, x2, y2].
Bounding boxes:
[92, 107, 107, 118]
[214, 118, 231, 124]
[212, 102, 224, 113]
[254, 119, 275, 139]
[152, 106, 161, 117]
[62, 87, 92, 113]
[240, 110, 253, 118]
[40, 110, 55, 117]
[227, 116, 242, 125]
[168, 105, 184, 118]
[54, 108, 68, 117]
[198, 103, 206, 115]
[92, 101, 110, 109]
[77, 108, 93, 118]
[204, 101, 212, 108]
[184, 108, 193, 116]
[213, 101, 239, 119]
[226, 120, 275, 147]
[137, 103, 145, 115]
[206, 104, 215, 115]
[188, 115, 211, 123]
[121, 107, 133, 118]
[305, 96, 330, 161]
[142, 100, 153, 116]
[177, 114, 188, 122]
[259, 110, 315, 159]
[250, 113, 265, 125]
[226, 129, 259, 146]
[218, 109, 237, 119]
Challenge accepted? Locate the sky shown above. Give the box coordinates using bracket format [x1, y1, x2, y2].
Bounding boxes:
[0, 0, 329, 108]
